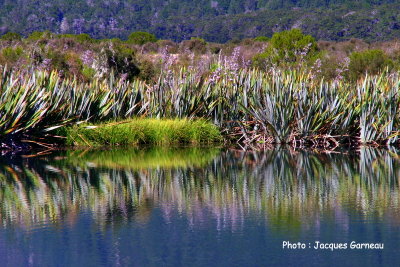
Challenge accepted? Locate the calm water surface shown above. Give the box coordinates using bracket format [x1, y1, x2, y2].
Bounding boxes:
[0, 147, 399, 267]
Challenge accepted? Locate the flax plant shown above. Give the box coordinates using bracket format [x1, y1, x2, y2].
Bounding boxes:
[0, 67, 399, 147]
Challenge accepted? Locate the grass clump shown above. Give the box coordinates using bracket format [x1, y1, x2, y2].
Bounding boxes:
[66, 118, 222, 147]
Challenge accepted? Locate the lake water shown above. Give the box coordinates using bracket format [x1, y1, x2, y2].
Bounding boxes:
[0, 147, 399, 267]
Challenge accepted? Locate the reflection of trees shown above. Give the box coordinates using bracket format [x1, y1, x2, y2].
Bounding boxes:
[0, 147, 399, 231]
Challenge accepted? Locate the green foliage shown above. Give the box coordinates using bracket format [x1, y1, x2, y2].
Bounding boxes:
[127, 32, 157, 45]
[0, 32, 22, 41]
[253, 29, 319, 68]
[58, 33, 96, 43]
[28, 31, 54, 40]
[0, 46, 24, 63]
[45, 49, 69, 71]
[253, 36, 269, 42]
[110, 38, 123, 44]
[209, 63, 219, 72]
[190, 37, 206, 43]
[82, 66, 96, 80]
[348, 49, 393, 80]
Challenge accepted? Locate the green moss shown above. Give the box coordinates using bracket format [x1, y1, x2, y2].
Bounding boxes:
[65, 118, 222, 147]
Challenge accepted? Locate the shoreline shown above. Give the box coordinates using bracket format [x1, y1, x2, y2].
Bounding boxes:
[0, 136, 396, 156]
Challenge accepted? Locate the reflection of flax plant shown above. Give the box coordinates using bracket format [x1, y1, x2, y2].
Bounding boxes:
[0, 148, 399, 231]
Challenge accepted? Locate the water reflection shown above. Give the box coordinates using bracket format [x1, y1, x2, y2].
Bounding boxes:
[0, 147, 399, 233]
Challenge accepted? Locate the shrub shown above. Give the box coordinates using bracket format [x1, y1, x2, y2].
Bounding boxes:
[141, 42, 159, 53]
[97, 44, 140, 80]
[0, 46, 24, 64]
[82, 66, 96, 81]
[127, 31, 157, 45]
[179, 38, 207, 54]
[45, 49, 69, 71]
[75, 33, 95, 43]
[1, 32, 22, 41]
[348, 49, 392, 80]
[157, 40, 178, 53]
[65, 52, 84, 77]
[59, 33, 96, 44]
[138, 58, 158, 82]
[253, 29, 319, 68]
[28, 31, 54, 41]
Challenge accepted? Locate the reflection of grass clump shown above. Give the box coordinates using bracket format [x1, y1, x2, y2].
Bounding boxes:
[66, 147, 220, 169]
[66, 118, 222, 147]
